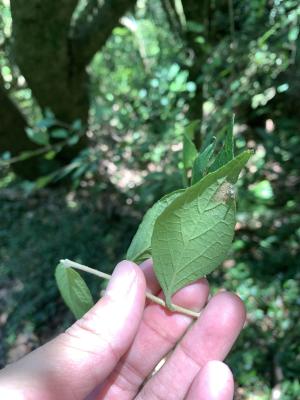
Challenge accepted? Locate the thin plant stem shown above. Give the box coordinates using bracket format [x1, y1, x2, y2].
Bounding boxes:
[0, 130, 85, 167]
[60, 259, 201, 319]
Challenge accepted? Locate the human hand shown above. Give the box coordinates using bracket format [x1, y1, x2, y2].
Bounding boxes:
[0, 259, 245, 399]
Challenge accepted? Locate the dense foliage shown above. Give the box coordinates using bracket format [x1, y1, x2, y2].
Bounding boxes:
[0, 0, 299, 398]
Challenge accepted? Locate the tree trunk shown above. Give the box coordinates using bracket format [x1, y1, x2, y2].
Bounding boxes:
[0, 78, 44, 179]
[2, 0, 136, 179]
[10, 0, 89, 166]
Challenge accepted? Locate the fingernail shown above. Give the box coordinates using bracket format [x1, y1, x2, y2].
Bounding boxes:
[106, 261, 137, 299]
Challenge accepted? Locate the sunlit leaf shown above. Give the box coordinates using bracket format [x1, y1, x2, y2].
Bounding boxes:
[152, 150, 252, 308]
[250, 180, 273, 200]
[44, 151, 56, 160]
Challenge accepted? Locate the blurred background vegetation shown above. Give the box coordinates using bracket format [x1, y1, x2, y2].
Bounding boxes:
[0, 0, 299, 398]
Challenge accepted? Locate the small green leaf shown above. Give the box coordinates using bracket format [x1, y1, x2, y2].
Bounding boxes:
[51, 129, 69, 139]
[183, 121, 199, 170]
[55, 263, 94, 319]
[209, 115, 234, 172]
[1, 151, 11, 161]
[26, 128, 49, 146]
[186, 21, 204, 34]
[126, 189, 185, 263]
[152, 150, 252, 308]
[195, 36, 205, 45]
[68, 135, 80, 146]
[35, 174, 54, 189]
[191, 139, 216, 184]
[44, 150, 56, 160]
[288, 26, 299, 42]
[72, 164, 88, 180]
[45, 108, 55, 119]
[36, 118, 55, 129]
[72, 119, 82, 131]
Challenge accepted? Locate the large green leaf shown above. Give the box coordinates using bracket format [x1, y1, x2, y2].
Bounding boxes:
[151, 150, 252, 308]
[55, 264, 94, 319]
[126, 189, 185, 263]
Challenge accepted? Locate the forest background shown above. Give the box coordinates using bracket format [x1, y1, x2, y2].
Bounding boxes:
[0, 1, 299, 398]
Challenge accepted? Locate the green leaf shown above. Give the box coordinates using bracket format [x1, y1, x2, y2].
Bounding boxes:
[26, 128, 49, 146]
[1, 151, 11, 161]
[44, 150, 56, 160]
[68, 135, 80, 146]
[195, 36, 205, 45]
[36, 118, 55, 129]
[55, 263, 94, 319]
[45, 108, 55, 119]
[72, 119, 82, 131]
[35, 173, 55, 189]
[126, 189, 185, 263]
[289, 26, 299, 42]
[191, 139, 216, 184]
[183, 121, 199, 170]
[51, 129, 69, 139]
[209, 115, 234, 172]
[152, 150, 252, 308]
[186, 21, 204, 34]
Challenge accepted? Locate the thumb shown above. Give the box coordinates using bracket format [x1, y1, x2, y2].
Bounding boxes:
[0, 261, 146, 400]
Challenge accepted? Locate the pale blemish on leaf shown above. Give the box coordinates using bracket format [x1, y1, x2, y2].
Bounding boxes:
[213, 180, 236, 203]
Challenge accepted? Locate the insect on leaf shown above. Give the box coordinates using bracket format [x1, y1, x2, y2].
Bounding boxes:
[126, 189, 185, 263]
[151, 150, 252, 308]
[191, 139, 216, 184]
[209, 115, 235, 172]
[55, 263, 94, 319]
